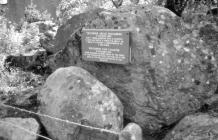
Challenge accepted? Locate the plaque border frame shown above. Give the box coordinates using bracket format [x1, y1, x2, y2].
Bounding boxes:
[81, 28, 131, 64]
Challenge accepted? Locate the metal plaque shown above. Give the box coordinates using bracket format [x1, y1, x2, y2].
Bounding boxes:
[82, 29, 130, 64]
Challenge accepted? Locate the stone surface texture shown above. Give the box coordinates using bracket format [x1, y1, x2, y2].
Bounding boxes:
[120, 123, 143, 140]
[0, 118, 39, 140]
[164, 114, 218, 140]
[46, 5, 218, 133]
[38, 66, 123, 140]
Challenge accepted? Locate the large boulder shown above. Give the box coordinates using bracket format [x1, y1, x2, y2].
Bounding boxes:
[0, 118, 39, 140]
[46, 5, 218, 133]
[38, 66, 123, 140]
[164, 114, 218, 140]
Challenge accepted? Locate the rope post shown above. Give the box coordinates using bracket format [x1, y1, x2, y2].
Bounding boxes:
[119, 123, 143, 140]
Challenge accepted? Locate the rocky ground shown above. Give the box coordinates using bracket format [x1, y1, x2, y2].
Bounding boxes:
[0, 0, 218, 140]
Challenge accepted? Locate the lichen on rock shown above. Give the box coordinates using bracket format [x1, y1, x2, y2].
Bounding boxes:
[46, 5, 218, 134]
[38, 66, 123, 140]
[164, 114, 218, 140]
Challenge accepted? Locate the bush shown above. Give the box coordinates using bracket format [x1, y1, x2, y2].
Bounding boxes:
[0, 15, 45, 99]
[24, 2, 51, 23]
[0, 16, 41, 55]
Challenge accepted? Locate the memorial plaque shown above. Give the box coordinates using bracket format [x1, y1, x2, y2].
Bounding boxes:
[82, 29, 130, 64]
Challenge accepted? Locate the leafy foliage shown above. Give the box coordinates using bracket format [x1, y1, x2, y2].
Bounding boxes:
[24, 2, 51, 23]
[0, 17, 23, 55]
[0, 3, 51, 99]
[158, 0, 218, 17]
[57, 0, 103, 24]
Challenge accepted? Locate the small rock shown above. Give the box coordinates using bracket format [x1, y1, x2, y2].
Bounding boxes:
[0, 118, 40, 140]
[119, 123, 143, 140]
[38, 66, 123, 140]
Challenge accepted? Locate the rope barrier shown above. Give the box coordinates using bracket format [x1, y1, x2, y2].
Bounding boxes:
[0, 103, 120, 136]
[0, 120, 53, 140]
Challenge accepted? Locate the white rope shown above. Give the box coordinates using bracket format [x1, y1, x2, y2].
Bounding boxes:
[0, 103, 120, 135]
[0, 120, 53, 140]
